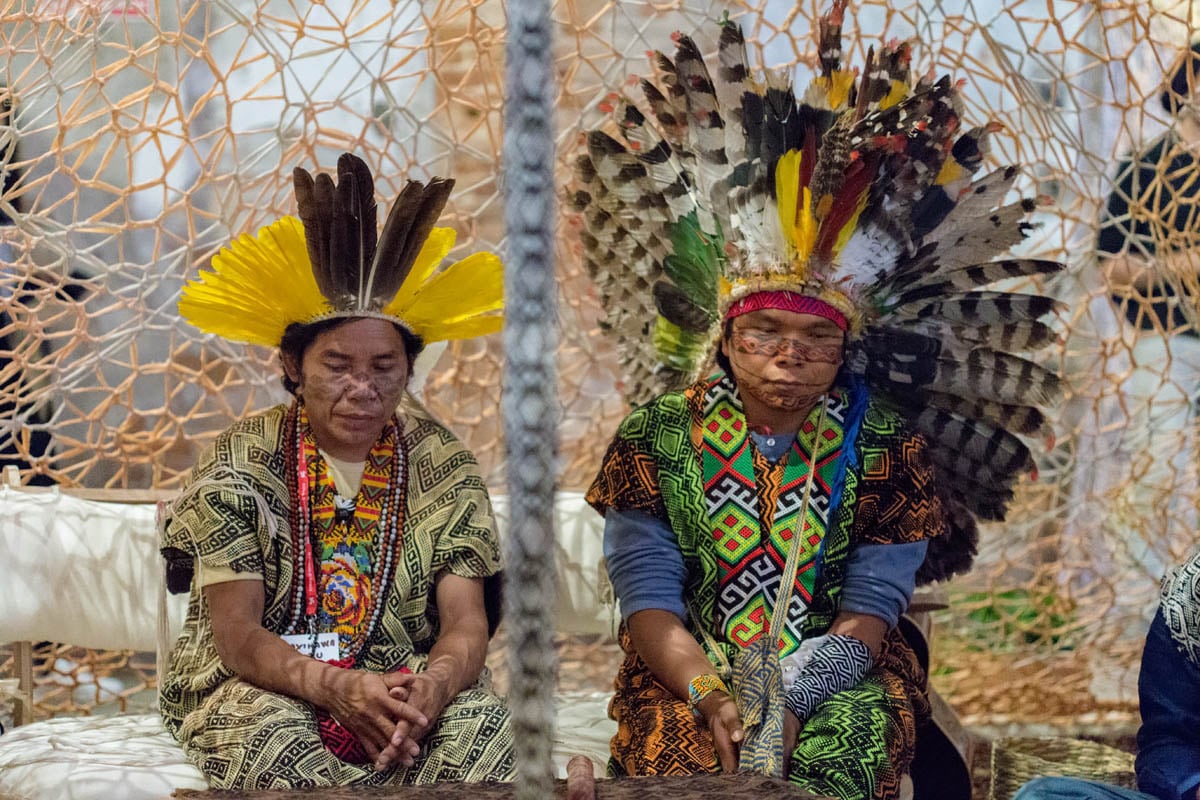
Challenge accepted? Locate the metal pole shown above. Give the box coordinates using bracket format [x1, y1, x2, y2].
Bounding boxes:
[502, 0, 558, 796]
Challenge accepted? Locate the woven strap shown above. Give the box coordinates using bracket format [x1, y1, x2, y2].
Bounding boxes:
[766, 399, 827, 647]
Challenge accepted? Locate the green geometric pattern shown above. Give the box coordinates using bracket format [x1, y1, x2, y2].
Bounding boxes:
[699, 376, 848, 656]
[713, 504, 760, 563]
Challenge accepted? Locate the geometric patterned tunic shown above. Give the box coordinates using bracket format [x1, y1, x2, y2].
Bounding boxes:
[587, 375, 947, 800]
[700, 375, 850, 657]
[159, 396, 514, 788]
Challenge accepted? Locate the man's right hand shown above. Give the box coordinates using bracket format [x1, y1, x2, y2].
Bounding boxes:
[323, 668, 427, 764]
[696, 690, 743, 773]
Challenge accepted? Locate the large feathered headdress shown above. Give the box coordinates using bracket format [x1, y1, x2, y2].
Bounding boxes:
[180, 153, 503, 347]
[570, 3, 1063, 582]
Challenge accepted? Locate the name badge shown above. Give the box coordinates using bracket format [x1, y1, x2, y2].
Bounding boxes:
[281, 632, 340, 662]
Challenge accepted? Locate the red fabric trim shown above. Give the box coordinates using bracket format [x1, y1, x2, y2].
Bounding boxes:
[725, 291, 848, 331]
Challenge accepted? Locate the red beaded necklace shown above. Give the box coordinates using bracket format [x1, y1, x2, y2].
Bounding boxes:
[284, 402, 407, 661]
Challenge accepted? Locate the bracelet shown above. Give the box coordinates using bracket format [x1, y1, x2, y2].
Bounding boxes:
[686, 673, 729, 712]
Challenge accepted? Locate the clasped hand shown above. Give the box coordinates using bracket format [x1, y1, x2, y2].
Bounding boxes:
[325, 669, 448, 772]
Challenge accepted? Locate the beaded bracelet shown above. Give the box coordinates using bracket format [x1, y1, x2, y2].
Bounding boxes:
[686, 673, 730, 714]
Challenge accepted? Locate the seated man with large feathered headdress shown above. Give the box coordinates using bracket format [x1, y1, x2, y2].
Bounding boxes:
[159, 154, 512, 789]
[574, 3, 1062, 798]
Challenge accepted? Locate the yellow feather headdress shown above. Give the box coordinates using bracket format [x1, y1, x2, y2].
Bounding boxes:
[180, 153, 503, 347]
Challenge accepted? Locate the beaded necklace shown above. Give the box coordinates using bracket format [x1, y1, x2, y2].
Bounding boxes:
[283, 401, 407, 663]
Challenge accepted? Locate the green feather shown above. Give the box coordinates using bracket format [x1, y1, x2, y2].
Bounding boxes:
[654, 317, 711, 371]
[662, 211, 724, 317]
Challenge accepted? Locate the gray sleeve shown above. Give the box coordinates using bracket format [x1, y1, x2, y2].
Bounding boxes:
[839, 541, 928, 628]
[602, 508, 687, 621]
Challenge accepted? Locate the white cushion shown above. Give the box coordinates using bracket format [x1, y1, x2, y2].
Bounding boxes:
[0, 715, 207, 800]
[0, 691, 615, 798]
[0, 490, 183, 652]
[0, 488, 612, 650]
[550, 690, 616, 775]
[491, 492, 614, 636]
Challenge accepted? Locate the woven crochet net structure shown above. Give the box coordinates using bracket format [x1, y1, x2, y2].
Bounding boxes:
[0, 0, 1197, 731]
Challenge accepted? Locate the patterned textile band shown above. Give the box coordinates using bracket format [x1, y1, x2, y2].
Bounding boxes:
[725, 291, 849, 331]
[687, 673, 730, 711]
[783, 633, 874, 724]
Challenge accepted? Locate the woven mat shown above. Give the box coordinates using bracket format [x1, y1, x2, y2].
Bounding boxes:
[174, 773, 829, 799]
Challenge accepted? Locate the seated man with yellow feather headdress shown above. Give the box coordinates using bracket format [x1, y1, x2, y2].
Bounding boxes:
[158, 154, 513, 788]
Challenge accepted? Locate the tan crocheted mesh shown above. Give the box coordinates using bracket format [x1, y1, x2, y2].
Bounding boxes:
[0, 0, 1196, 729]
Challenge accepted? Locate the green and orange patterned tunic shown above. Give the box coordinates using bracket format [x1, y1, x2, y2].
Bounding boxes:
[587, 374, 947, 800]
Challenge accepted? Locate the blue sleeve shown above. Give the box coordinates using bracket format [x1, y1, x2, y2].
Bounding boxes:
[1136, 609, 1200, 800]
[1015, 776, 1155, 800]
[839, 541, 928, 628]
[602, 508, 687, 621]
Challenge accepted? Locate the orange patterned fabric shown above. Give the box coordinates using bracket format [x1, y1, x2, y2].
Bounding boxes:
[847, 403, 946, 547]
[608, 628, 720, 777]
[608, 624, 929, 800]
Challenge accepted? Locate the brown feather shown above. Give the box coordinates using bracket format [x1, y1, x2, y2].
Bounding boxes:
[916, 498, 976, 584]
[314, 173, 338, 301]
[930, 350, 1061, 407]
[370, 177, 455, 310]
[923, 390, 1048, 437]
[292, 167, 331, 299]
[895, 257, 1064, 296]
[334, 154, 378, 305]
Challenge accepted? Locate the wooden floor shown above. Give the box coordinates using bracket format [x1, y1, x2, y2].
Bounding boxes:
[175, 773, 828, 799]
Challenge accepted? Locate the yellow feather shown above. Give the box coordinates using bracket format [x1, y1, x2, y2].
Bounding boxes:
[179, 216, 326, 346]
[417, 314, 503, 343]
[775, 149, 819, 265]
[878, 79, 908, 110]
[387, 251, 503, 339]
[795, 187, 817, 265]
[179, 216, 503, 347]
[831, 189, 871, 256]
[775, 149, 802, 256]
[388, 227, 456, 312]
[936, 157, 966, 186]
[828, 70, 856, 109]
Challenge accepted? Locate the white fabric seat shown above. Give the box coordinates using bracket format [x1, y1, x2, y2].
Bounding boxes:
[0, 691, 615, 799]
[0, 715, 208, 800]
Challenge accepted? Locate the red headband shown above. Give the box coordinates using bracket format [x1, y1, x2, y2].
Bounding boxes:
[725, 291, 849, 332]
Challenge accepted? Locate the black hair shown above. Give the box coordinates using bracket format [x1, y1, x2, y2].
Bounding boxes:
[1162, 42, 1200, 114]
[278, 317, 424, 395]
[714, 317, 734, 376]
